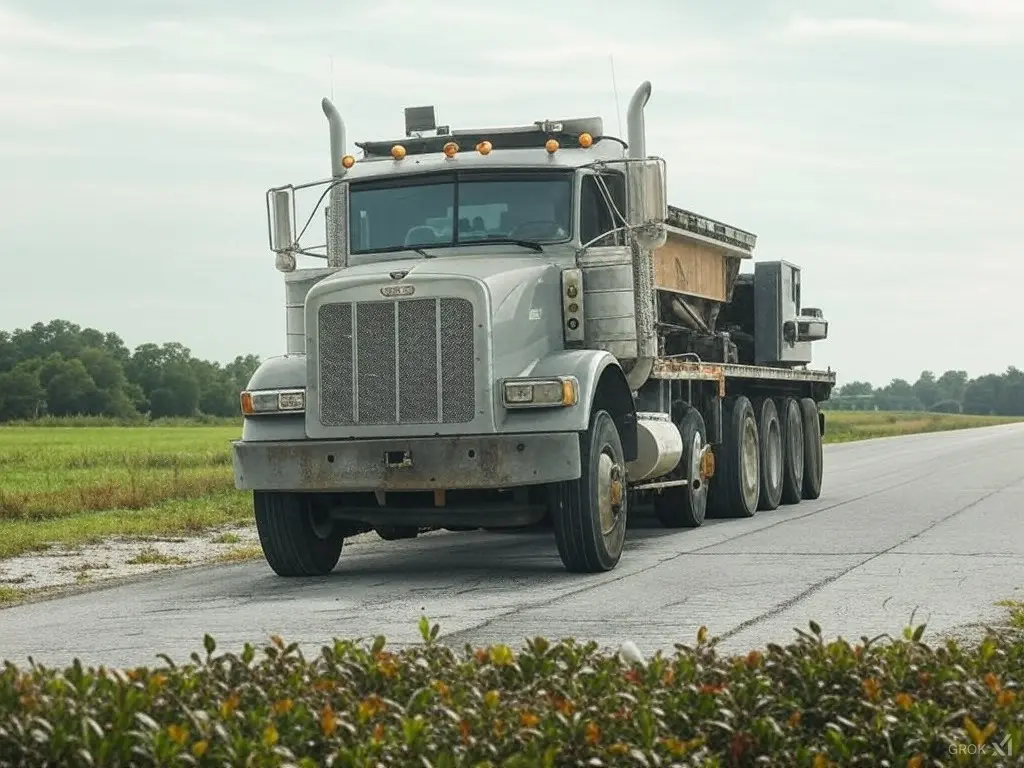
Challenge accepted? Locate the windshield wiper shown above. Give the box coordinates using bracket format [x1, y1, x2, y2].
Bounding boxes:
[472, 237, 544, 253]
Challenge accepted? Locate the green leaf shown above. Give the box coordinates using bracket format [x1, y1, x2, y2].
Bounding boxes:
[203, 634, 216, 657]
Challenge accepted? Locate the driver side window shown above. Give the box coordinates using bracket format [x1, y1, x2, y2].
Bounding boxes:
[580, 172, 626, 247]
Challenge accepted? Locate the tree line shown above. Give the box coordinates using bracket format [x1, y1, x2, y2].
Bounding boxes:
[825, 367, 1024, 416]
[1, 319, 1022, 422]
[0, 320, 261, 422]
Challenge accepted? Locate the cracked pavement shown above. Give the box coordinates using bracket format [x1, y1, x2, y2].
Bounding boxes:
[1, 423, 1022, 668]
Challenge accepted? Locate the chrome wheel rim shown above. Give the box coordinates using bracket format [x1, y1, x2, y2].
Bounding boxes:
[767, 419, 782, 489]
[597, 450, 622, 536]
[741, 416, 760, 508]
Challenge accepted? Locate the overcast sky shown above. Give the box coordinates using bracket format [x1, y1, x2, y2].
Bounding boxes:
[1, 0, 1020, 386]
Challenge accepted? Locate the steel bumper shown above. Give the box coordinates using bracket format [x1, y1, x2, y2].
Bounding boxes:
[232, 432, 582, 492]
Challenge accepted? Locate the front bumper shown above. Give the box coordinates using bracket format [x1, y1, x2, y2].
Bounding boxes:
[232, 432, 582, 492]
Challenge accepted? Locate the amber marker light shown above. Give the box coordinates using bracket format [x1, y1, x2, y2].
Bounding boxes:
[578, 132, 593, 148]
[341, 154, 356, 169]
[476, 140, 492, 155]
[391, 144, 406, 160]
[443, 141, 459, 158]
[545, 139, 559, 154]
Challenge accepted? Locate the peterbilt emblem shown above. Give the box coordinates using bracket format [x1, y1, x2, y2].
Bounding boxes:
[381, 284, 415, 297]
[389, 270, 408, 280]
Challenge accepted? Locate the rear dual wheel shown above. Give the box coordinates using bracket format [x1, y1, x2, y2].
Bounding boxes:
[653, 408, 711, 528]
[709, 395, 761, 518]
[778, 396, 824, 503]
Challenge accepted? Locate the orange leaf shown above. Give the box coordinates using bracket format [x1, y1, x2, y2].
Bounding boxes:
[272, 698, 294, 716]
[320, 703, 338, 736]
[358, 694, 386, 721]
[996, 689, 1017, 707]
[984, 672, 1001, 693]
[746, 650, 763, 668]
[895, 692, 913, 711]
[219, 693, 240, 719]
[861, 677, 881, 700]
[906, 755, 924, 768]
[551, 694, 574, 715]
[166, 724, 188, 746]
[520, 711, 540, 729]
[585, 721, 601, 745]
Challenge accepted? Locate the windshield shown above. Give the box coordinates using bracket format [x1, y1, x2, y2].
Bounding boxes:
[348, 170, 573, 255]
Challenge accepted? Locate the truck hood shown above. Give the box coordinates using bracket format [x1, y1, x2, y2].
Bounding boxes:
[313, 253, 566, 379]
[314, 253, 560, 319]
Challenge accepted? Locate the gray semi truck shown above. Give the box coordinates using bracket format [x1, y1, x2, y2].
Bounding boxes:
[232, 80, 835, 577]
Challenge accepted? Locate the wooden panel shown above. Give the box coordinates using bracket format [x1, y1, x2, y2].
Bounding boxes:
[653, 234, 728, 302]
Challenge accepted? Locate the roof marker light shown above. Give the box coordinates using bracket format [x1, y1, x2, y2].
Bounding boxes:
[443, 141, 459, 158]
[391, 144, 407, 160]
[578, 132, 593, 148]
[545, 139, 559, 154]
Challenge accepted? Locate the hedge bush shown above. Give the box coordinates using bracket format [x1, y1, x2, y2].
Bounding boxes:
[0, 618, 1020, 766]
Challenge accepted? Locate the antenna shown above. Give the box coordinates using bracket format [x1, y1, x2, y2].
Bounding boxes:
[609, 54, 623, 137]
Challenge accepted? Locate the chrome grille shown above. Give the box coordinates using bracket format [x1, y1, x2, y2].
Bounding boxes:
[317, 297, 477, 426]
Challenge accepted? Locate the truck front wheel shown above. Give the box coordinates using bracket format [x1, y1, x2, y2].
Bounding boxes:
[253, 491, 344, 577]
[551, 408, 628, 573]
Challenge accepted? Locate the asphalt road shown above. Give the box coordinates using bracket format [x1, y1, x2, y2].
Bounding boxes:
[2, 424, 1023, 669]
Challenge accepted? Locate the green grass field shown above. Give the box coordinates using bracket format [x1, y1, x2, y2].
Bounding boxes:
[0, 425, 249, 560]
[0, 411, 1020, 563]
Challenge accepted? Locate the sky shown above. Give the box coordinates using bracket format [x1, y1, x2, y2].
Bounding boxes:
[0, 0, 1021, 386]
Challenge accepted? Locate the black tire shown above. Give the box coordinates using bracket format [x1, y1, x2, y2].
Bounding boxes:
[708, 395, 760, 519]
[799, 397, 824, 500]
[653, 407, 710, 528]
[376, 525, 420, 540]
[778, 397, 805, 505]
[753, 397, 784, 511]
[253, 491, 344, 577]
[551, 408, 628, 573]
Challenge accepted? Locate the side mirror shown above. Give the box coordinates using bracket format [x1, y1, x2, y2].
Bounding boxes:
[626, 157, 668, 249]
[267, 186, 296, 253]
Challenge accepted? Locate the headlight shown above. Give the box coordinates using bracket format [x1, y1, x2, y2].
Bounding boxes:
[501, 376, 579, 409]
[240, 388, 305, 415]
